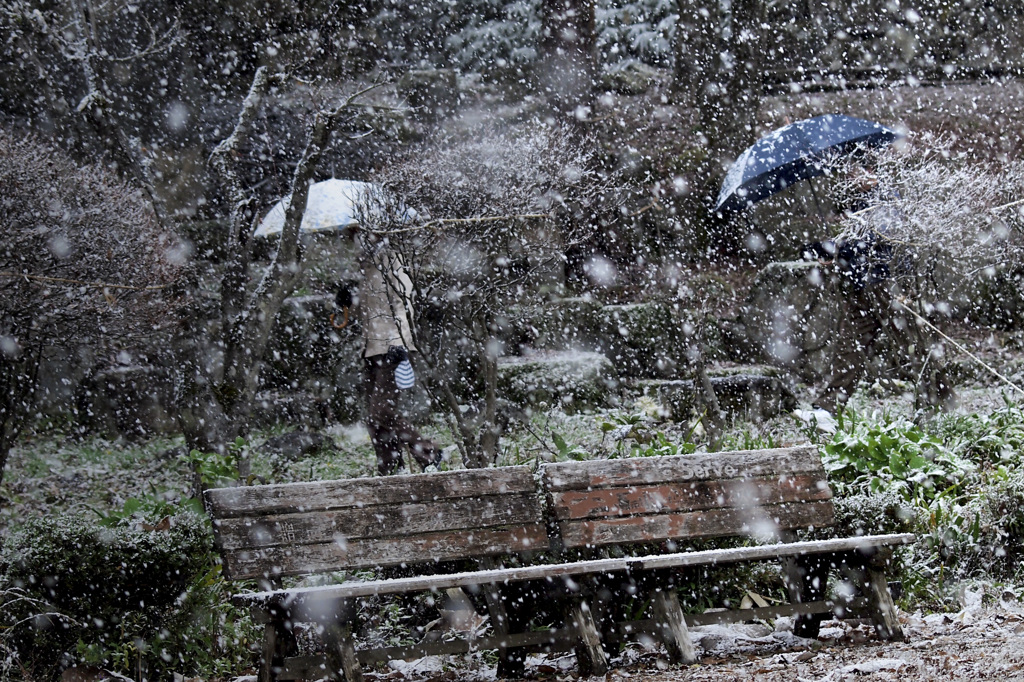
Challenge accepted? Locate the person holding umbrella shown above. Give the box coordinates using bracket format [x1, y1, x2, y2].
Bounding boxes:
[716, 116, 954, 424]
[258, 179, 443, 475]
[811, 164, 954, 419]
[334, 224, 444, 476]
[799, 164, 955, 423]
[802, 165, 897, 418]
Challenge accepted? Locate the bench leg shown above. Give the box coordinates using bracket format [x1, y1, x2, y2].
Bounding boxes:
[567, 600, 608, 677]
[780, 553, 831, 639]
[864, 566, 904, 641]
[840, 553, 905, 642]
[258, 618, 297, 682]
[258, 623, 278, 682]
[324, 623, 363, 682]
[651, 589, 696, 665]
[589, 584, 629, 658]
[482, 583, 527, 679]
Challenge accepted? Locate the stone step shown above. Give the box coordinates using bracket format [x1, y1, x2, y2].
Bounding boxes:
[634, 365, 796, 423]
[497, 349, 619, 413]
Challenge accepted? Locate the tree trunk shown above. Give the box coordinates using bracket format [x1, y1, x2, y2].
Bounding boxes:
[175, 376, 240, 456]
[177, 71, 358, 458]
[674, 0, 766, 252]
[0, 344, 43, 489]
[697, 0, 766, 173]
[694, 350, 725, 450]
[673, 0, 720, 105]
[539, 0, 597, 119]
[437, 380, 486, 469]
[479, 337, 501, 464]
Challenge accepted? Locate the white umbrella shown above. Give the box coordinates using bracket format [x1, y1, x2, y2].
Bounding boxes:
[254, 179, 374, 238]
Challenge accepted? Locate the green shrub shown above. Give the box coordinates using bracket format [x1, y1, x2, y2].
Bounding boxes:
[180, 437, 245, 488]
[959, 468, 1024, 581]
[813, 407, 1024, 610]
[828, 488, 920, 539]
[936, 398, 1024, 466]
[0, 510, 256, 680]
[822, 410, 975, 505]
[598, 413, 697, 458]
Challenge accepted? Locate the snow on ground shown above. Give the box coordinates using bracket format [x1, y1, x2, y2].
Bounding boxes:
[622, 602, 1024, 681]
[340, 598, 1024, 681]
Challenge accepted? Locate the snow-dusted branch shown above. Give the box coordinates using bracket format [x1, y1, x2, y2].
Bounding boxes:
[211, 67, 287, 244]
[833, 136, 1024, 279]
[210, 78, 385, 416]
[0, 271, 173, 291]
[106, 14, 183, 62]
[366, 213, 555, 235]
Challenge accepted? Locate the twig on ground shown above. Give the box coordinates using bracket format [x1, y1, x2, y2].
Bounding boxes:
[894, 297, 1024, 397]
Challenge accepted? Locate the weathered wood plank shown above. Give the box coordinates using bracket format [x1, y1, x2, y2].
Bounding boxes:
[234, 534, 915, 606]
[221, 523, 550, 580]
[357, 627, 574, 665]
[205, 466, 536, 518]
[556, 500, 836, 549]
[550, 473, 831, 521]
[275, 628, 577, 678]
[620, 597, 869, 632]
[541, 446, 822, 492]
[213, 492, 543, 551]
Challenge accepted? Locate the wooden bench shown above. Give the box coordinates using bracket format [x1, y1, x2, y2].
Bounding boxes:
[205, 446, 914, 681]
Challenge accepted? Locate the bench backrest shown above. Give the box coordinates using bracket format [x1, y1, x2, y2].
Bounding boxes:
[540, 445, 833, 550]
[205, 466, 548, 580]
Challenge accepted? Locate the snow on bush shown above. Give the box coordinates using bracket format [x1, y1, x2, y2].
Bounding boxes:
[833, 136, 1024, 279]
[0, 131, 184, 480]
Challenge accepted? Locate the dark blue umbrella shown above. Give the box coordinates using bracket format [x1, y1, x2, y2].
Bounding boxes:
[715, 114, 902, 214]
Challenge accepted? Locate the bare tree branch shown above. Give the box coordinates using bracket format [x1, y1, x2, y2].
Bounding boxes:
[183, 77, 386, 449]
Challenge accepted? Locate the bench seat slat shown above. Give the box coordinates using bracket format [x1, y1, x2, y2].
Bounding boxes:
[550, 473, 831, 521]
[220, 523, 550, 580]
[213, 492, 544, 551]
[542, 446, 820, 492]
[556, 500, 835, 548]
[234, 533, 916, 607]
[205, 466, 536, 518]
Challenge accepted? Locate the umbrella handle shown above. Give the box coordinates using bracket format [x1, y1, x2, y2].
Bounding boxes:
[330, 307, 349, 329]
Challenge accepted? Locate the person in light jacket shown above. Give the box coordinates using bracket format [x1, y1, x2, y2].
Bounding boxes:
[335, 228, 442, 475]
